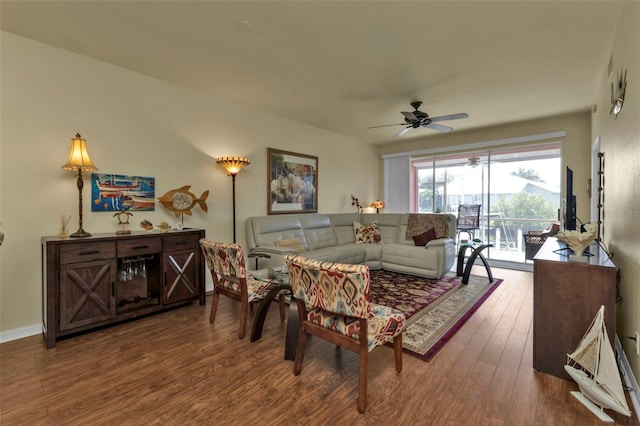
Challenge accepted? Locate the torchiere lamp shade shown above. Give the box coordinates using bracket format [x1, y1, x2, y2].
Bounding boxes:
[216, 156, 250, 176]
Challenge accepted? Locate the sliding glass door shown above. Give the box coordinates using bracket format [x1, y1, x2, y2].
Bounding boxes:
[412, 143, 561, 264]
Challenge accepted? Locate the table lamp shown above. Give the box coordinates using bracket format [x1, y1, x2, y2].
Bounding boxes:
[62, 133, 97, 238]
[370, 200, 385, 213]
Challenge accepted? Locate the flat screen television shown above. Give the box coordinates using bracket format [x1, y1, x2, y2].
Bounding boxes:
[565, 166, 577, 231]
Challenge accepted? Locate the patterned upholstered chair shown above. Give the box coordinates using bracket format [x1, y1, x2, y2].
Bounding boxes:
[286, 254, 406, 413]
[200, 239, 284, 339]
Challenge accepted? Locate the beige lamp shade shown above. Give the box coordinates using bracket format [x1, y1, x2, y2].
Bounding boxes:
[216, 156, 250, 176]
[62, 133, 97, 172]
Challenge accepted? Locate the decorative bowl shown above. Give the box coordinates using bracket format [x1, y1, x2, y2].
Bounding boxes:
[555, 223, 597, 257]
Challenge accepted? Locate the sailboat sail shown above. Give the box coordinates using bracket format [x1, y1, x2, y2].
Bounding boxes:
[598, 328, 629, 412]
[564, 305, 631, 422]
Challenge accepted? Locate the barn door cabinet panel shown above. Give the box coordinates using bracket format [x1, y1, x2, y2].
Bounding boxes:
[163, 233, 203, 305]
[42, 229, 205, 348]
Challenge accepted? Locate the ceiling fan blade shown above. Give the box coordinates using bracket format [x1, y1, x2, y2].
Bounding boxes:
[428, 112, 469, 123]
[401, 111, 418, 121]
[367, 123, 405, 129]
[394, 126, 413, 138]
[426, 123, 453, 133]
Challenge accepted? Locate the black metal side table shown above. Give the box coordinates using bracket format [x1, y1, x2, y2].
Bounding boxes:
[457, 242, 494, 285]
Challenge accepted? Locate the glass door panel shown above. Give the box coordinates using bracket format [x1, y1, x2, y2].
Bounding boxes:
[412, 144, 561, 265]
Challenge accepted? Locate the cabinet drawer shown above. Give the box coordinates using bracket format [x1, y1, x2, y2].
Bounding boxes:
[163, 233, 200, 251]
[59, 242, 116, 264]
[117, 238, 162, 257]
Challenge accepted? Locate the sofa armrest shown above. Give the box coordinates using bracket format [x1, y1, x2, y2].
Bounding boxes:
[249, 246, 299, 257]
[425, 238, 454, 248]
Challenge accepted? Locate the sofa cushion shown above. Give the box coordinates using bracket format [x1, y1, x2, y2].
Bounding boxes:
[412, 228, 437, 246]
[275, 237, 306, 253]
[354, 221, 381, 244]
[251, 215, 308, 248]
[329, 213, 360, 245]
[361, 213, 403, 242]
[301, 214, 339, 250]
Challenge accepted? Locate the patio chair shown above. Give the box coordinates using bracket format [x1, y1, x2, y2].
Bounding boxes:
[456, 204, 482, 243]
[200, 239, 284, 339]
[286, 254, 406, 413]
[524, 223, 560, 261]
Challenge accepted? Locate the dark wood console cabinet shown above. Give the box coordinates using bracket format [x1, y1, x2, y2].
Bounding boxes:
[42, 229, 205, 348]
[533, 237, 617, 379]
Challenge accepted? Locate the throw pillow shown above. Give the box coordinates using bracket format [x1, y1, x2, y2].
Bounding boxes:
[412, 228, 437, 246]
[353, 221, 382, 244]
[275, 237, 305, 253]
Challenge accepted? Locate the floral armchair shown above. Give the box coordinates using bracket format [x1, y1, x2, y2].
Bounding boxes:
[286, 254, 406, 413]
[200, 239, 284, 339]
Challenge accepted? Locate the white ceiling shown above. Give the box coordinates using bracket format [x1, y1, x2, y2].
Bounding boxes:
[0, 1, 625, 145]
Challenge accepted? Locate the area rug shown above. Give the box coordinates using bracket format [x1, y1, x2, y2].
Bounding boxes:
[369, 270, 461, 326]
[370, 270, 503, 362]
[400, 274, 502, 361]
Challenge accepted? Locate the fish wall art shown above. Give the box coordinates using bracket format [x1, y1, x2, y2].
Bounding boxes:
[157, 186, 209, 217]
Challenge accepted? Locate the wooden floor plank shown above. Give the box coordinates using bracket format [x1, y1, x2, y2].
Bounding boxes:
[1, 267, 637, 425]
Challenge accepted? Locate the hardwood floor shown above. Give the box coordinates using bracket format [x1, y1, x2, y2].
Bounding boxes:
[1, 267, 637, 425]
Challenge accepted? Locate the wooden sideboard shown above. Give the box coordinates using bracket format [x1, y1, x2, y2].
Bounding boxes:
[533, 237, 617, 379]
[42, 229, 206, 348]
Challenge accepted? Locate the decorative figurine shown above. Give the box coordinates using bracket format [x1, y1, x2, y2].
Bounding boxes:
[114, 208, 133, 235]
[157, 221, 170, 233]
[140, 219, 153, 232]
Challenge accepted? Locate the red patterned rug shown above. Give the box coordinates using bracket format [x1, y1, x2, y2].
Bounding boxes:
[369, 270, 461, 326]
[370, 270, 503, 362]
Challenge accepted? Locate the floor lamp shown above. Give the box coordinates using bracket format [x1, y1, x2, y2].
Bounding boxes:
[216, 156, 250, 243]
[62, 133, 97, 238]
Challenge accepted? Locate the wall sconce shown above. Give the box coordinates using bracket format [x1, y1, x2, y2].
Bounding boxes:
[216, 156, 250, 243]
[370, 200, 385, 213]
[62, 133, 97, 238]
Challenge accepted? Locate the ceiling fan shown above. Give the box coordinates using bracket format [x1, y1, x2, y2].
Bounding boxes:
[368, 101, 468, 138]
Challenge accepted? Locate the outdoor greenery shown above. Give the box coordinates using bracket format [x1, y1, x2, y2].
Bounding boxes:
[495, 192, 557, 232]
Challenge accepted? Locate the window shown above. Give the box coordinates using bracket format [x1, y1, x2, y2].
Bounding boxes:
[411, 143, 561, 264]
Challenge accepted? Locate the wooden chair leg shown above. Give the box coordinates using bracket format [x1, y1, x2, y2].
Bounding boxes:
[293, 330, 308, 376]
[358, 348, 368, 413]
[209, 291, 220, 323]
[393, 334, 403, 373]
[239, 298, 249, 339]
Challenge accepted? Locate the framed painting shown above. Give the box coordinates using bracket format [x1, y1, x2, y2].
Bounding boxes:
[267, 148, 318, 215]
[91, 173, 155, 212]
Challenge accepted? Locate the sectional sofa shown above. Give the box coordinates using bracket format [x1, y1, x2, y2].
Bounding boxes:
[245, 213, 456, 279]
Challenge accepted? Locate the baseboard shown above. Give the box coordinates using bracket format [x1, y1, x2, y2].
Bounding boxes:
[616, 336, 640, 422]
[0, 323, 41, 344]
[1, 284, 213, 345]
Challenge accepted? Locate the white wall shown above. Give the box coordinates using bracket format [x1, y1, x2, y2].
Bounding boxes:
[0, 32, 379, 334]
[591, 1, 640, 381]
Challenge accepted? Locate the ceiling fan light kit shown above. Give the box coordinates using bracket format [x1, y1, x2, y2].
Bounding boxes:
[368, 101, 468, 138]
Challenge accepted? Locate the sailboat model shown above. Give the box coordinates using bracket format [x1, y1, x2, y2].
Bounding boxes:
[564, 305, 631, 422]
